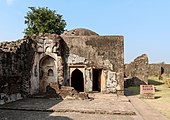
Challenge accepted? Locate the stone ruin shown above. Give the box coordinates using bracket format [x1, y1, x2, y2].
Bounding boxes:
[0, 28, 124, 104]
[0, 39, 35, 104]
[149, 64, 170, 78]
[124, 54, 149, 87]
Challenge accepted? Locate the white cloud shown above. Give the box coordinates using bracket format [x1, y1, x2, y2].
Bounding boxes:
[6, 0, 15, 5]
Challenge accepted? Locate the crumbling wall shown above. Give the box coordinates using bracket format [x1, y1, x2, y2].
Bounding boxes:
[124, 54, 149, 87]
[149, 64, 170, 77]
[0, 39, 35, 104]
[0, 30, 125, 102]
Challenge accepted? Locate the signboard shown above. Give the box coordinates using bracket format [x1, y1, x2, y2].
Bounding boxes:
[140, 85, 155, 99]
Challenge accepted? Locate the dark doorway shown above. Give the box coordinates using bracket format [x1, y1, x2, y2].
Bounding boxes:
[93, 69, 102, 92]
[71, 69, 84, 92]
[161, 67, 164, 74]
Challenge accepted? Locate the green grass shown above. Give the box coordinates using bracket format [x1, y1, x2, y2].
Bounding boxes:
[127, 76, 170, 119]
[127, 86, 140, 96]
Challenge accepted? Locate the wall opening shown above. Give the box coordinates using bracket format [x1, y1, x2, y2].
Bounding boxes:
[159, 67, 165, 80]
[71, 69, 84, 92]
[161, 67, 164, 74]
[93, 69, 102, 92]
[48, 69, 54, 76]
[39, 56, 56, 93]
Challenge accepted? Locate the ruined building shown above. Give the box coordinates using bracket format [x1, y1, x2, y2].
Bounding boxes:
[0, 28, 124, 104]
[124, 54, 149, 87]
[149, 64, 170, 77]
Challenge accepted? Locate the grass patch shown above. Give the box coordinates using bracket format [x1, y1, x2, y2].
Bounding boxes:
[126, 76, 170, 119]
[127, 86, 140, 96]
[143, 76, 170, 119]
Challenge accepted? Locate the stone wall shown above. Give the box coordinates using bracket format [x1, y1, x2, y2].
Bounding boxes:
[149, 64, 170, 77]
[0, 28, 125, 103]
[62, 35, 124, 94]
[124, 54, 149, 87]
[0, 39, 35, 104]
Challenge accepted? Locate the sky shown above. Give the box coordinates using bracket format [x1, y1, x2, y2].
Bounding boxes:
[0, 0, 170, 64]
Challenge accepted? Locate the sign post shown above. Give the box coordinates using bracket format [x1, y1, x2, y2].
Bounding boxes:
[140, 85, 155, 99]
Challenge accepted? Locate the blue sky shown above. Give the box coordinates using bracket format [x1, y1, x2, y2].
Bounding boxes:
[0, 0, 170, 63]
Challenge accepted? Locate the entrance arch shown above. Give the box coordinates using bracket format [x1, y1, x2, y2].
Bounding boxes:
[71, 69, 84, 92]
[39, 56, 57, 92]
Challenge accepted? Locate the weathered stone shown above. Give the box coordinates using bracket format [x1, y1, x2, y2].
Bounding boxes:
[0, 100, 5, 105]
[10, 94, 17, 102]
[0, 39, 35, 104]
[16, 93, 23, 100]
[62, 28, 99, 36]
[62, 31, 124, 94]
[125, 54, 149, 87]
[0, 28, 124, 104]
[149, 64, 170, 77]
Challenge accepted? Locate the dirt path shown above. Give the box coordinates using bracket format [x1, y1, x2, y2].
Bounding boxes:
[125, 89, 168, 120]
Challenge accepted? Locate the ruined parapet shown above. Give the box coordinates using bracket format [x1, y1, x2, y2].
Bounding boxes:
[125, 54, 149, 87]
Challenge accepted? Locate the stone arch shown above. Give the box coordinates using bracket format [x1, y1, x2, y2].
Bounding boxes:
[39, 55, 57, 92]
[71, 69, 84, 92]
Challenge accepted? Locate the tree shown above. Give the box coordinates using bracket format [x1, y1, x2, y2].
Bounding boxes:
[24, 7, 66, 36]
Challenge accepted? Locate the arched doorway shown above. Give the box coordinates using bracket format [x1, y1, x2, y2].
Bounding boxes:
[71, 69, 84, 92]
[39, 56, 57, 92]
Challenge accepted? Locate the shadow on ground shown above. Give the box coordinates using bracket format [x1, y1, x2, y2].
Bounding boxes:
[0, 98, 73, 120]
[148, 79, 164, 85]
[0, 109, 73, 120]
[0, 98, 62, 111]
[155, 96, 161, 99]
[124, 87, 140, 96]
[124, 88, 137, 96]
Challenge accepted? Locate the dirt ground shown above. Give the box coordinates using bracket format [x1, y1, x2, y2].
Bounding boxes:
[126, 76, 170, 120]
[143, 76, 170, 119]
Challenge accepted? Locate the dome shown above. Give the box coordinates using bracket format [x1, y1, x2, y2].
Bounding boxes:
[61, 28, 99, 36]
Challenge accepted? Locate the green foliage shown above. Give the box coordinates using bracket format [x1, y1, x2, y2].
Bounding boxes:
[24, 7, 66, 36]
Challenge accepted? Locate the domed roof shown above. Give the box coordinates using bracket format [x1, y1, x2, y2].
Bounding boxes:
[62, 28, 99, 36]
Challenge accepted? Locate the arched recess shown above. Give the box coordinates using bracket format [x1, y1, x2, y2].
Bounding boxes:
[71, 69, 84, 92]
[39, 55, 57, 92]
[48, 69, 54, 76]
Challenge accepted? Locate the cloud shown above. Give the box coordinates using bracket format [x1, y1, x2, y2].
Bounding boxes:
[5, 0, 15, 5]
